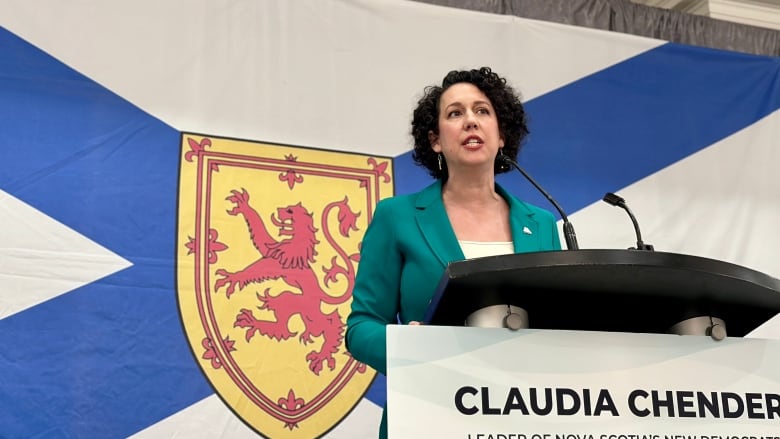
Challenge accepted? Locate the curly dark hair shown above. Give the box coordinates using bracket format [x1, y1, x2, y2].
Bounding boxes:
[410, 67, 529, 180]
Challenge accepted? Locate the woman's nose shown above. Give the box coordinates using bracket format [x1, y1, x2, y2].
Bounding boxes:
[464, 111, 478, 129]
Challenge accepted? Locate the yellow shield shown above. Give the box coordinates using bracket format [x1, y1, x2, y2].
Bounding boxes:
[176, 134, 392, 437]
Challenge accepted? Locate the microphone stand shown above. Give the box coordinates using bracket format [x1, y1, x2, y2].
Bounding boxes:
[602, 192, 654, 251]
[500, 156, 579, 251]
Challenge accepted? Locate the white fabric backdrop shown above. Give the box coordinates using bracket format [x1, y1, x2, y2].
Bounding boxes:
[1, 0, 778, 437]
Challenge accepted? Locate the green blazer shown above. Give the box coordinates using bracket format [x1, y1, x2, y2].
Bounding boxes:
[346, 180, 562, 375]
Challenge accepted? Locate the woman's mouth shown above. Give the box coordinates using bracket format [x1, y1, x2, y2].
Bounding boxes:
[463, 137, 484, 149]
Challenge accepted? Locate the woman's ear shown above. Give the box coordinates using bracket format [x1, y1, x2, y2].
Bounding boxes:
[428, 130, 441, 153]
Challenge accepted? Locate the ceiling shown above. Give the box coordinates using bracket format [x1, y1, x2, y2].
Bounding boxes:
[629, 0, 780, 30]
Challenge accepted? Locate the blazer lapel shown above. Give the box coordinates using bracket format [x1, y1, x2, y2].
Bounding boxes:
[414, 180, 464, 267]
[496, 184, 543, 253]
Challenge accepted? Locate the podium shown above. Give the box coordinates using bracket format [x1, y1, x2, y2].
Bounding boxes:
[388, 250, 780, 436]
[423, 249, 780, 337]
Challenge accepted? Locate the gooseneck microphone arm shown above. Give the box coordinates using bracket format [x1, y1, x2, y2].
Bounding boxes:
[602, 192, 654, 251]
[499, 155, 579, 250]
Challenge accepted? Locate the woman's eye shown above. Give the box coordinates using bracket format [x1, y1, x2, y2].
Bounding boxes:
[448, 110, 461, 118]
[477, 107, 490, 114]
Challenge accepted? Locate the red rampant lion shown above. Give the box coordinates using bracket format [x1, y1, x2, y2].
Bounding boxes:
[213, 189, 360, 375]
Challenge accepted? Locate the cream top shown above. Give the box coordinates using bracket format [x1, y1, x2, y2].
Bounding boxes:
[458, 240, 514, 260]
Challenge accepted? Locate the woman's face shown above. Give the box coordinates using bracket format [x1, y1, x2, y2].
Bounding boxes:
[430, 82, 504, 176]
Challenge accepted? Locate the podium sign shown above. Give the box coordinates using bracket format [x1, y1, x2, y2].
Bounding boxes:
[387, 326, 780, 437]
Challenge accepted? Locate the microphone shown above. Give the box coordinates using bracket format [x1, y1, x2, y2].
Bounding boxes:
[499, 155, 579, 250]
[602, 192, 654, 251]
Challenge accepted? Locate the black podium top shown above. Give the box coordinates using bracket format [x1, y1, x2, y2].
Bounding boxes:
[423, 249, 780, 337]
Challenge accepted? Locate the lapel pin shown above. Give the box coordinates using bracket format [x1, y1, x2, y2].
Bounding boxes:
[522, 226, 532, 235]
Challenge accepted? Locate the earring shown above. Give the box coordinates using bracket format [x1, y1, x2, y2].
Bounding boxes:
[437, 153, 443, 171]
[497, 148, 509, 171]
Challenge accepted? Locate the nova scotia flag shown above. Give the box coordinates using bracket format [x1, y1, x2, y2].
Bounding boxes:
[1, 0, 779, 437]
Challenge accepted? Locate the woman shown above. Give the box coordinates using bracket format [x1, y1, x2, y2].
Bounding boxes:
[345, 67, 562, 437]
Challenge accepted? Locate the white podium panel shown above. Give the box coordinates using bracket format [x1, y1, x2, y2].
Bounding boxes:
[387, 326, 780, 438]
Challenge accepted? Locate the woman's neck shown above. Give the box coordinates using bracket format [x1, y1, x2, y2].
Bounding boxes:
[441, 175, 501, 207]
[441, 175, 511, 242]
